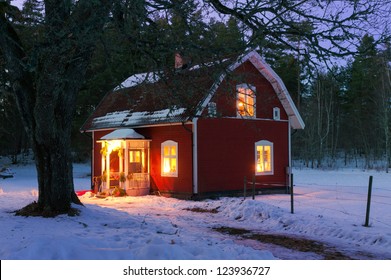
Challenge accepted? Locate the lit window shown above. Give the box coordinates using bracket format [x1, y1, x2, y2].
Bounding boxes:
[255, 140, 273, 175]
[237, 84, 256, 118]
[161, 140, 178, 177]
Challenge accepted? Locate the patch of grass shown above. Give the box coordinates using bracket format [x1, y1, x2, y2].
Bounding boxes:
[183, 207, 219, 214]
[214, 226, 251, 235]
[250, 233, 325, 253]
[213, 226, 353, 260]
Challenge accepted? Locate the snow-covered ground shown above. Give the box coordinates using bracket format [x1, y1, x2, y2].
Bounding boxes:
[0, 159, 390, 260]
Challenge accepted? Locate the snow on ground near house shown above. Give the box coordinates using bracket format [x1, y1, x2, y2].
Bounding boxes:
[0, 160, 390, 260]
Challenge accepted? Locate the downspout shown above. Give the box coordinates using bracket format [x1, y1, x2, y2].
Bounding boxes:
[288, 119, 292, 194]
[192, 117, 198, 195]
[91, 132, 94, 191]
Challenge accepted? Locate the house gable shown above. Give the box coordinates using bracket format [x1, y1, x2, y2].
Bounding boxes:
[197, 50, 305, 129]
[206, 60, 289, 121]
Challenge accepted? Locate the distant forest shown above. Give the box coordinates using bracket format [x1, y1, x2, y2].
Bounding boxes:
[1, 0, 390, 171]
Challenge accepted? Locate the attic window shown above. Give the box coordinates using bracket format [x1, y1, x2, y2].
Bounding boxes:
[208, 102, 217, 117]
[237, 84, 256, 118]
[273, 107, 280, 120]
[255, 140, 273, 175]
[161, 140, 178, 177]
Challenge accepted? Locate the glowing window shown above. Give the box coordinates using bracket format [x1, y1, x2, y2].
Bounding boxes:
[161, 140, 178, 177]
[237, 84, 256, 118]
[255, 140, 273, 175]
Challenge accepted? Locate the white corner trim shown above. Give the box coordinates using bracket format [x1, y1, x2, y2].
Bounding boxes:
[192, 117, 198, 194]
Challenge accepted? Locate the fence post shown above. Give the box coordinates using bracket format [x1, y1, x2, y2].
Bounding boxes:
[252, 174, 255, 200]
[364, 175, 373, 227]
[243, 176, 247, 199]
[290, 173, 294, 214]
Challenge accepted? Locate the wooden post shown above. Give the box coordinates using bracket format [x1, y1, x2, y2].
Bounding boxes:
[124, 141, 129, 192]
[243, 176, 247, 199]
[106, 150, 110, 189]
[290, 173, 294, 214]
[364, 176, 373, 227]
[252, 174, 255, 200]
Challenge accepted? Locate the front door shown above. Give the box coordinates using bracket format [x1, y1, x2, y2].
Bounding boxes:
[125, 141, 150, 195]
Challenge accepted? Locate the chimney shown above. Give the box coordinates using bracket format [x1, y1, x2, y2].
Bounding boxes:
[174, 52, 191, 71]
[175, 52, 184, 70]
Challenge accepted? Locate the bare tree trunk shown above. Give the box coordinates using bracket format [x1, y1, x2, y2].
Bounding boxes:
[34, 137, 79, 213]
[1, 0, 112, 216]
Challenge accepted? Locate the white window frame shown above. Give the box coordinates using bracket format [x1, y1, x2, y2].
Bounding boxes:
[161, 140, 178, 177]
[255, 140, 274, 176]
[236, 84, 256, 118]
[208, 102, 217, 117]
[273, 107, 280, 120]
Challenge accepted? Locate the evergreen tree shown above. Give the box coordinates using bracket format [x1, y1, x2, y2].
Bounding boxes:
[297, 68, 344, 168]
[344, 35, 382, 167]
[21, 0, 43, 26]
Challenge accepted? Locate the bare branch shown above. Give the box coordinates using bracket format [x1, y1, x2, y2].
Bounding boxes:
[206, 0, 391, 67]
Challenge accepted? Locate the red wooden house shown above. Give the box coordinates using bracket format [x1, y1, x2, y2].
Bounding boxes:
[81, 50, 305, 198]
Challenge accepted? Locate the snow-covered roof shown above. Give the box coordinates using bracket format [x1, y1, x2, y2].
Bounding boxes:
[92, 108, 187, 130]
[81, 50, 304, 132]
[99, 128, 145, 140]
[81, 63, 217, 131]
[114, 72, 161, 91]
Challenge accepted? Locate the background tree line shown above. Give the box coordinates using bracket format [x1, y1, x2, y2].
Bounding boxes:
[293, 35, 391, 171]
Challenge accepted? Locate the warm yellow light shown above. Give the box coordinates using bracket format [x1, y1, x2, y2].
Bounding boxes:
[162, 142, 178, 176]
[107, 140, 122, 153]
[163, 158, 171, 173]
[237, 87, 255, 117]
[256, 145, 271, 173]
[170, 146, 176, 156]
[171, 159, 176, 172]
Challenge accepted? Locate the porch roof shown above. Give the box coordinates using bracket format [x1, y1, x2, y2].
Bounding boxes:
[100, 128, 145, 140]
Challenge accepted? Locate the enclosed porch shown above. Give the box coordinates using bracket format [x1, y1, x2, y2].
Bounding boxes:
[98, 129, 151, 196]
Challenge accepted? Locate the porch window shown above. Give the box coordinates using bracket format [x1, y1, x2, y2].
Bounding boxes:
[161, 140, 178, 177]
[255, 140, 273, 175]
[237, 84, 256, 118]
